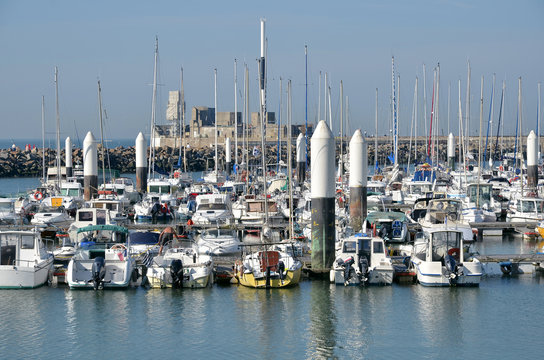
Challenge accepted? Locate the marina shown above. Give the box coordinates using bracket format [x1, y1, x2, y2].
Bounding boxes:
[2, 1, 544, 358]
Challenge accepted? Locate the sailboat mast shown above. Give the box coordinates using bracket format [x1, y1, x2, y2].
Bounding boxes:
[396, 74, 400, 167]
[427, 69, 435, 159]
[259, 18, 268, 223]
[465, 61, 471, 162]
[181, 67, 186, 172]
[415, 77, 418, 166]
[41, 96, 46, 183]
[288, 79, 294, 240]
[234, 59, 238, 166]
[214, 68, 218, 176]
[484, 74, 495, 166]
[305, 45, 308, 165]
[98, 80, 106, 187]
[392, 57, 398, 167]
[375, 88, 378, 171]
[245, 65, 249, 188]
[423, 63, 428, 155]
[494, 81, 505, 162]
[148, 37, 158, 179]
[538, 82, 541, 158]
[435, 63, 440, 166]
[459, 79, 468, 186]
[477, 76, 484, 208]
[54, 66, 61, 190]
[278, 77, 282, 172]
[340, 80, 344, 180]
[519, 77, 523, 173]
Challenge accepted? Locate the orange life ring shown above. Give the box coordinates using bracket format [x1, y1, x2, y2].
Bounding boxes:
[34, 191, 43, 201]
[161, 204, 168, 214]
[499, 165, 504, 171]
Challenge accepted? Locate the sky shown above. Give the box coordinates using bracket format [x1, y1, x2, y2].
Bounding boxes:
[1, 0, 543, 143]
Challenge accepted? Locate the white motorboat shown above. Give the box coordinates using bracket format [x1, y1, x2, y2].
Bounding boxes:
[0, 198, 21, 225]
[462, 183, 498, 223]
[507, 197, 544, 223]
[191, 193, 233, 225]
[232, 197, 286, 226]
[330, 233, 394, 286]
[0, 229, 54, 288]
[66, 225, 137, 290]
[410, 228, 482, 286]
[146, 247, 213, 288]
[133, 179, 177, 221]
[419, 198, 474, 243]
[31, 205, 72, 226]
[197, 228, 241, 256]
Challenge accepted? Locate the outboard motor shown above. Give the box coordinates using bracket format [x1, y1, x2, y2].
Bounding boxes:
[91, 257, 106, 290]
[278, 260, 285, 281]
[170, 259, 184, 288]
[343, 256, 355, 284]
[444, 254, 458, 285]
[359, 257, 369, 283]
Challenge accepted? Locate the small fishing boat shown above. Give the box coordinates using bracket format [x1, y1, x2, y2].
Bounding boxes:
[66, 225, 137, 290]
[146, 247, 213, 288]
[330, 234, 394, 286]
[235, 245, 302, 288]
[0, 229, 54, 288]
[197, 228, 241, 256]
[31, 204, 72, 226]
[410, 228, 482, 286]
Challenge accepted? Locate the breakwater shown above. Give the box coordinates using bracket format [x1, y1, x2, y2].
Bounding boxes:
[0, 137, 521, 177]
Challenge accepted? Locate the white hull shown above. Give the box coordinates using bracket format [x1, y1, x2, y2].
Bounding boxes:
[413, 260, 482, 287]
[0, 258, 53, 289]
[67, 259, 135, 289]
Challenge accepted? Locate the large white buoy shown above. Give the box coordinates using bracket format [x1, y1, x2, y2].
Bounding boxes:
[65, 136, 73, 178]
[349, 129, 368, 230]
[226, 137, 231, 175]
[296, 133, 306, 183]
[136, 132, 147, 193]
[527, 130, 538, 188]
[311, 120, 335, 271]
[447, 133, 456, 170]
[83, 131, 97, 200]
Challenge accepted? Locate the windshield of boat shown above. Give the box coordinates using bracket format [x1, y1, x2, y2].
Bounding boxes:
[0, 202, 13, 211]
[519, 200, 544, 213]
[431, 231, 461, 260]
[197, 203, 227, 211]
[429, 200, 460, 213]
[367, 185, 385, 194]
[60, 188, 80, 196]
[148, 185, 170, 194]
[468, 185, 491, 206]
[409, 184, 431, 195]
[203, 229, 235, 238]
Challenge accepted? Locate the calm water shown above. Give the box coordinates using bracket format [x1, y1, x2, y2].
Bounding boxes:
[0, 271, 543, 359]
[1, 177, 544, 358]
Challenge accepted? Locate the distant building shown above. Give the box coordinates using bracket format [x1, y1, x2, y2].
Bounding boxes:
[152, 103, 313, 148]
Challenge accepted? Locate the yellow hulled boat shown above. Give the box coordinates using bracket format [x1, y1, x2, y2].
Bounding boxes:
[235, 249, 302, 288]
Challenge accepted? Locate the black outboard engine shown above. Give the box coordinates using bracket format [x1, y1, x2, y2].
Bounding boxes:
[278, 260, 285, 281]
[444, 254, 458, 285]
[359, 257, 369, 283]
[170, 260, 184, 288]
[343, 256, 355, 284]
[91, 257, 106, 290]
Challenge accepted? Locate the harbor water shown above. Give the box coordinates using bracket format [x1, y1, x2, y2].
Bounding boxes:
[1, 177, 544, 358]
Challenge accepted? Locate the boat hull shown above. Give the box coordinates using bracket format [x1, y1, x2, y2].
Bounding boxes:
[236, 267, 302, 288]
[0, 258, 53, 289]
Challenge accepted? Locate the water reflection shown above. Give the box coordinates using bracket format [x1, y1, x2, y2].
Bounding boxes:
[306, 281, 336, 359]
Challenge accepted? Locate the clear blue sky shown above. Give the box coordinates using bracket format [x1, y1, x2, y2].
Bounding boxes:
[1, 0, 543, 143]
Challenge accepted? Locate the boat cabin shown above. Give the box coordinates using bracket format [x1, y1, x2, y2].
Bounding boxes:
[424, 199, 462, 224]
[466, 183, 492, 208]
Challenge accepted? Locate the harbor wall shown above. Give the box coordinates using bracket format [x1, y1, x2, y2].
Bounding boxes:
[0, 136, 525, 177]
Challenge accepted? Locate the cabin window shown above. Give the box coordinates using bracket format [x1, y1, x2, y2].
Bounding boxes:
[198, 203, 227, 210]
[96, 210, 106, 225]
[149, 185, 170, 194]
[21, 235, 34, 249]
[343, 241, 357, 253]
[78, 211, 94, 221]
[372, 241, 384, 254]
[0, 202, 13, 210]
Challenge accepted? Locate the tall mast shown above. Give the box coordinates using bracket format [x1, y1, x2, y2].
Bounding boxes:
[304, 45, 308, 166]
[318, 71, 321, 122]
[234, 59, 238, 166]
[54, 66, 61, 190]
[41, 96, 46, 183]
[519, 77, 523, 172]
[214, 68, 218, 176]
[180, 67, 186, 172]
[375, 88, 378, 171]
[465, 61, 471, 161]
[392, 56, 398, 166]
[538, 82, 541, 158]
[339, 80, 344, 180]
[287, 79, 294, 240]
[423, 63, 428, 155]
[148, 37, 158, 179]
[477, 76, 484, 207]
[484, 74, 495, 166]
[415, 77, 418, 166]
[396, 74, 400, 167]
[494, 81, 505, 162]
[435, 63, 440, 166]
[259, 18, 268, 223]
[98, 80, 106, 187]
[459, 79, 467, 186]
[278, 77, 282, 172]
[428, 69, 435, 159]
